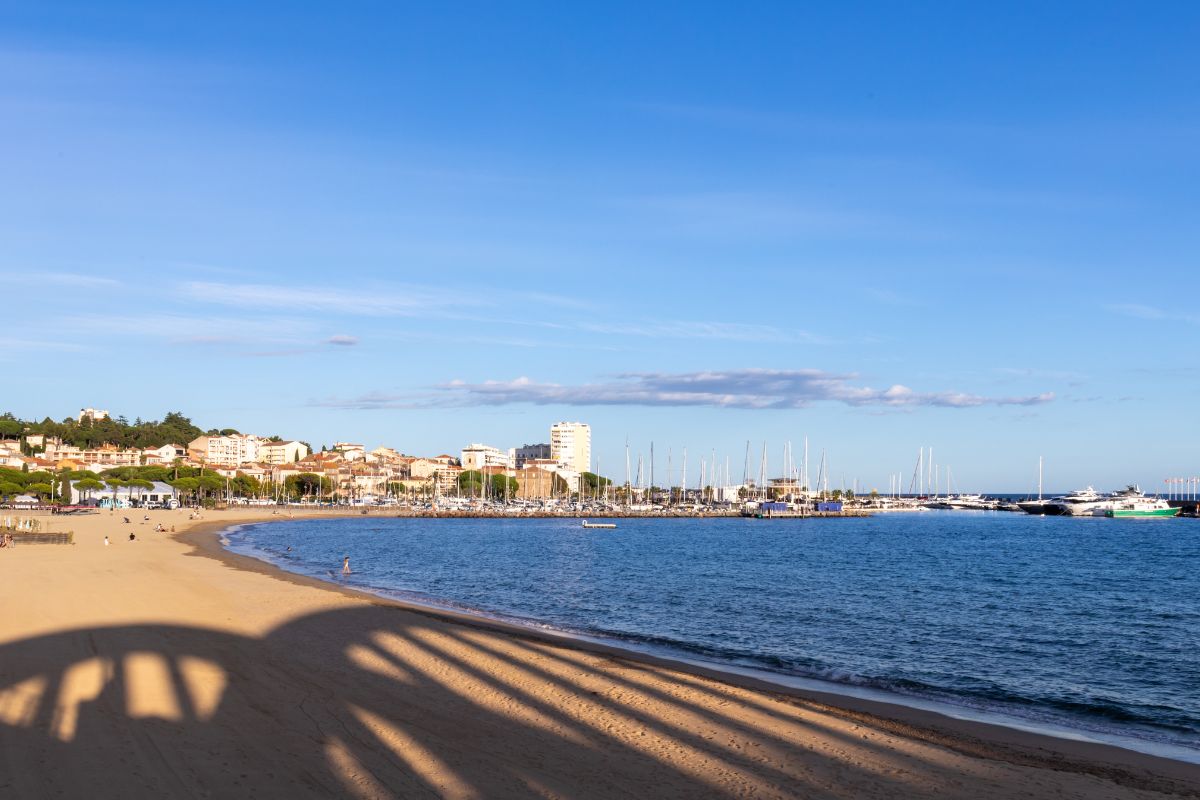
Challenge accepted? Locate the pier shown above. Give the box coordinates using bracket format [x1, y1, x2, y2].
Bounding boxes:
[748, 509, 871, 519]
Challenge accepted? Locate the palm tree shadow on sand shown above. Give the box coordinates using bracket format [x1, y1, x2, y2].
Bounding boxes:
[0, 605, 927, 799]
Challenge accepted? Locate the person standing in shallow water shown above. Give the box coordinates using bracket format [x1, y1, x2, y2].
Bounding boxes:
[342, 556, 351, 575]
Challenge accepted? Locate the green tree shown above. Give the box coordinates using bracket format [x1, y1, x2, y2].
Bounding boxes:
[284, 473, 330, 499]
[581, 472, 612, 494]
[74, 478, 104, 501]
[0, 481, 24, 498]
[26, 482, 52, 497]
[105, 478, 125, 500]
[198, 474, 225, 500]
[231, 473, 262, 498]
[169, 477, 200, 505]
[490, 474, 518, 499]
[125, 478, 154, 505]
[458, 470, 484, 497]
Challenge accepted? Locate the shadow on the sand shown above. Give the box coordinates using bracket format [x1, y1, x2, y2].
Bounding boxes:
[0, 605, 943, 799]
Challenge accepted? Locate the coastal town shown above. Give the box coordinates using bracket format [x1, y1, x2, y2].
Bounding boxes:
[3, 408, 1192, 519]
[0, 407, 610, 510]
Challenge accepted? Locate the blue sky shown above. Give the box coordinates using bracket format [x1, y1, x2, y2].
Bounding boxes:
[3, 2, 1198, 492]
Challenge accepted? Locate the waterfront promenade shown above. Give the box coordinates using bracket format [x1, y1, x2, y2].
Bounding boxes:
[1, 508, 1197, 798]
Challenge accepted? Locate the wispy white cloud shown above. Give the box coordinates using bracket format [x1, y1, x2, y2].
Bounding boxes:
[574, 320, 829, 345]
[863, 287, 919, 307]
[179, 280, 591, 317]
[479, 316, 831, 345]
[624, 191, 928, 240]
[1107, 303, 1200, 324]
[54, 313, 322, 346]
[315, 369, 1054, 411]
[180, 281, 471, 316]
[326, 334, 359, 346]
[0, 271, 119, 288]
[993, 367, 1088, 385]
[0, 337, 88, 352]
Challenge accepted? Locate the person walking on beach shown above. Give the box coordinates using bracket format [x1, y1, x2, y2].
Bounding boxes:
[342, 555, 351, 575]
[104, 535, 109, 546]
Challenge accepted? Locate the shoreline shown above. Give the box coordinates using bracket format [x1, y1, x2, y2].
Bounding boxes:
[2, 506, 1198, 798]
[218, 517, 1200, 766]
[194, 515, 1200, 785]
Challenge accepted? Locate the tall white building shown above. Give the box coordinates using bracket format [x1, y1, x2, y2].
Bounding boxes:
[550, 422, 591, 473]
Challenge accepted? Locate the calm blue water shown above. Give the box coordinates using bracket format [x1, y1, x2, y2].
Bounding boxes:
[225, 513, 1200, 758]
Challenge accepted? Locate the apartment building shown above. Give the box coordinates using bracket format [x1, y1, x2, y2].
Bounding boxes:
[43, 441, 140, 468]
[460, 443, 513, 471]
[550, 422, 591, 473]
[511, 443, 551, 468]
[258, 440, 310, 465]
[188, 434, 262, 466]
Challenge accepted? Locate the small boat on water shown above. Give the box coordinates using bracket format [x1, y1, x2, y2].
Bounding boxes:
[581, 520, 617, 529]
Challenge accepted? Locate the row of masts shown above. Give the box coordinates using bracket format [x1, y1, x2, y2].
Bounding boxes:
[610, 438, 837, 505]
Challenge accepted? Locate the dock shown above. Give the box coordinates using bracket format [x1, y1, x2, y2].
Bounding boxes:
[748, 509, 871, 519]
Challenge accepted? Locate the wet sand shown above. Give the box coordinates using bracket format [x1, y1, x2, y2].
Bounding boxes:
[1, 507, 1197, 799]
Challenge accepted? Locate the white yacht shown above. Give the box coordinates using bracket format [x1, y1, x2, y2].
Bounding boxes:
[1044, 485, 1144, 517]
[945, 493, 995, 510]
[1042, 486, 1107, 516]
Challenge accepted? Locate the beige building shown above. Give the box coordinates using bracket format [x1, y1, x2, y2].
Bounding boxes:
[408, 458, 444, 480]
[188, 434, 262, 466]
[258, 440, 310, 465]
[432, 465, 462, 495]
[43, 441, 139, 468]
[550, 422, 591, 473]
[515, 465, 561, 499]
[77, 408, 109, 423]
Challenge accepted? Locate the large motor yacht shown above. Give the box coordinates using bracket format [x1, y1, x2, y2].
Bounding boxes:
[1042, 486, 1107, 516]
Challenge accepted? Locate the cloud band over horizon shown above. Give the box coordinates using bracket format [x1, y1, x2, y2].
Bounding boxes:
[314, 369, 1055, 411]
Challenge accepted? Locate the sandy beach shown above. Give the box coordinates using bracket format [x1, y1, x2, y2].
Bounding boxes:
[0, 508, 1197, 799]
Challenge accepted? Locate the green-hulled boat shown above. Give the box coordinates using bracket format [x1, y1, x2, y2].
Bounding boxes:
[1104, 499, 1179, 518]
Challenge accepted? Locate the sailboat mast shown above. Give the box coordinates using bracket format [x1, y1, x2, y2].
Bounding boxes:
[625, 439, 631, 509]
[803, 437, 809, 495]
[681, 448, 688, 503]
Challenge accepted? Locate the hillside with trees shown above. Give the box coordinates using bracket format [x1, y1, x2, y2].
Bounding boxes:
[0, 411, 205, 450]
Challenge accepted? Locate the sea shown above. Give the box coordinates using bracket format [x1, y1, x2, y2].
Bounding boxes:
[223, 511, 1200, 762]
